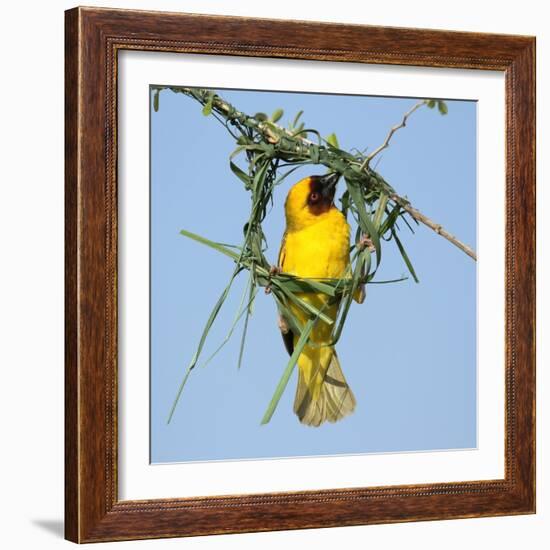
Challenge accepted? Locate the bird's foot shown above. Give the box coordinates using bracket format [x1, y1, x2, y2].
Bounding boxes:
[265, 265, 282, 294]
[358, 235, 376, 253]
[278, 315, 289, 334]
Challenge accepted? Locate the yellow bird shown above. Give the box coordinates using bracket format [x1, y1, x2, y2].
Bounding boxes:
[278, 173, 358, 427]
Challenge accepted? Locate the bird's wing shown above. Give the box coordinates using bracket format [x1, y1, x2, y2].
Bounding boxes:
[277, 231, 294, 355]
[280, 326, 294, 356]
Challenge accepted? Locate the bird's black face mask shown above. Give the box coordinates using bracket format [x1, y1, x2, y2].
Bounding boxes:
[307, 173, 340, 215]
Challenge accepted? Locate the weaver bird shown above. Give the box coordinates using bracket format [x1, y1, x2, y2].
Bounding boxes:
[278, 173, 363, 427]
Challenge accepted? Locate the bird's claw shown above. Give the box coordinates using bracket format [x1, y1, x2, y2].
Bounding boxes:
[358, 235, 376, 253]
[265, 265, 282, 294]
[278, 315, 289, 334]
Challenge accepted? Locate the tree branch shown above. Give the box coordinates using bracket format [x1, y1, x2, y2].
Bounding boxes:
[360, 99, 427, 170]
[156, 86, 476, 262]
[390, 194, 477, 260]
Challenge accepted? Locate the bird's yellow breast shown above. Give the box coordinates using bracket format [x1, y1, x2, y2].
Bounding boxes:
[281, 208, 351, 280]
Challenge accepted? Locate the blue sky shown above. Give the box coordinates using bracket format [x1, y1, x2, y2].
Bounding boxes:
[150, 86, 477, 463]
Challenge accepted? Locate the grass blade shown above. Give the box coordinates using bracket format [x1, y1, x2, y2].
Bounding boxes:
[230, 161, 252, 187]
[199, 277, 257, 369]
[272, 291, 304, 336]
[332, 249, 370, 345]
[369, 276, 408, 284]
[260, 317, 316, 425]
[380, 204, 401, 235]
[273, 275, 341, 297]
[273, 281, 334, 325]
[346, 179, 381, 265]
[373, 193, 389, 229]
[167, 270, 240, 424]
[237, 274, 256, 370]
[391, 228, 419, 283]
[180, 229, 241, 261]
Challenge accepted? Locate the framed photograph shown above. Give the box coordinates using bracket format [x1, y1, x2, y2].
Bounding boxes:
[65, 7, 535, 543]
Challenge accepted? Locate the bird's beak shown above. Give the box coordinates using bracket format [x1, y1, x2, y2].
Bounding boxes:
[318, 172, 340, 199]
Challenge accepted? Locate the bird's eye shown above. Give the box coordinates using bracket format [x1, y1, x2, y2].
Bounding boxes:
[310, 192, 319, 202]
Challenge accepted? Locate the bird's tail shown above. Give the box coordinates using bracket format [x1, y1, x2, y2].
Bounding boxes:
[293, 346, 356, 427]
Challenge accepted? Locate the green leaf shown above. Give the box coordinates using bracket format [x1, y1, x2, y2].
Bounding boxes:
[400, 212, 417, 233]
[437, 100, 448, 115]
[271, 108, 284, 123]
[202, 96, 214, 116]
[167, 270, 241, 424]
[310, 145, 320, 164]
[369, 276, 408, 284]
[273, 281, 334, 326]
[230, 161, 252, 187]
[260, 317, 316, 425]
[254, 112, 268, 121]
[331, 249, 369, 345]
[274, 165, 306, 187]
[373, 193, 389, 229]
[426, 99, 436, 109]
[230, 145, 247, 159]
[199, 279, 249, 368]
[292, 110, 304, 127]
[237, 275, 256, 370]
[200, 279, 258, 370]
[251, 157, 271, 196]
[274, 275, 341, 297]
[380, 204, 402, 235]
[345, 179, 381, 266]
[326, 133, 340, 148]
[153, 89, 160, 112]
[272, 291, 303, 336]
[340, 190, 350, 217]
[180, 229, 240, 261]
[391, 228, 419, 283]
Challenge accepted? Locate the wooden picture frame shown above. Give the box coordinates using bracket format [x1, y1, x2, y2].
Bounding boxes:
[65, 6, 536, 543]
